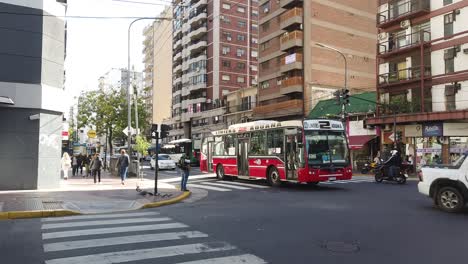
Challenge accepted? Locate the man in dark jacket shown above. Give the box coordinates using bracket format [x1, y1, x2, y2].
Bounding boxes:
[91, 154, 102, 184]
[384, 149, 402, 178]
[117, 149, 130, 185]
[179, 153, 191, 192]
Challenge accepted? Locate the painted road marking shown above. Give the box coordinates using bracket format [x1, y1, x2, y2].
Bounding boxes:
[200, 182, 251, 190]
[221, 181, 270, 189]
[160, 174, 216, 183]
[42, 222, 188, 240]
[42, 217, 171, 230]
[41, 212, 160, 222]
[187, 183, 232, 192]
[175, 254, 267, 264]
[43, 231, 208, 252]
[45, 242, 236, 264]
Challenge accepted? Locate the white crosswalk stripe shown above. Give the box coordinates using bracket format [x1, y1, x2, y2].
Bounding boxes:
[42, 217, 171, 229]
[160, 174, 216, 183]
[219, 181, 270, 189]
[200, 182, 251, 190]
[187, 183, 232, 192]
[41, 211, 160, 222]
[320, 178, 374, 185]
[41, 211, 267, 264]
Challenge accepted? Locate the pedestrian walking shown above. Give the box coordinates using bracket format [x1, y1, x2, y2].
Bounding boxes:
[77, 154, 83, 176]
[91, 154, 102, 184]
[117, 149, 130, 185]
[72, 155, 78, 176]
[84, 154, 91, 178]
[178, 153, 191, 192]
[61, 152, 72, 180]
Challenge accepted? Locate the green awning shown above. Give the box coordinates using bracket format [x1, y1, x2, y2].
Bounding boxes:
[308, 92, 376, 119]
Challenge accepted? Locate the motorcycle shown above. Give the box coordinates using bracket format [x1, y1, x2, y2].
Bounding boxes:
[361, 161, 378, 174]
[374, 164, 407, 184]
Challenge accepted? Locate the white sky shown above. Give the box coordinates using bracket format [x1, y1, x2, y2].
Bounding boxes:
[64, 0, 167, 112]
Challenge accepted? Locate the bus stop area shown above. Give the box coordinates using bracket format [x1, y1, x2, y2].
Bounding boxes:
[0, 172, 187, 219]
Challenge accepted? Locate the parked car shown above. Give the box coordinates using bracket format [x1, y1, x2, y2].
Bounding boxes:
[150, 154, 177, 170]
[418, 153, 468, 213]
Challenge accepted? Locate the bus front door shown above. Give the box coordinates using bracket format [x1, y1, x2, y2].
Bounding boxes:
[237, 139, 249, 177]
[207, 142, 214, 172]
[285, 134, 298, 180]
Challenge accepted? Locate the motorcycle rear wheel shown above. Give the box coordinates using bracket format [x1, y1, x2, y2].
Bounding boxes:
[396, 175, 407, 184]
[375, 173, 383, 183]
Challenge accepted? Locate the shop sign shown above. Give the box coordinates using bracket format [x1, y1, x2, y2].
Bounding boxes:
[417, 148, 442, 154]
[422, 123, 443, 137]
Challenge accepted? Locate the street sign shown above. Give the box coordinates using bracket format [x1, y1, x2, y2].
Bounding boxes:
[388, 132, 395, 142]
[123, 126, 139, 136]
[87, 130, 97, 138]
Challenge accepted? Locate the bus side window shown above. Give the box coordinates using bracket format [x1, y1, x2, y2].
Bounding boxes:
[249, 131, 267, 156]
[267, 129, 283, 156]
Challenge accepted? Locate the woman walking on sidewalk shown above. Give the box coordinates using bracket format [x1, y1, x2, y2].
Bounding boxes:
[91, 154, 102, 184]
[61, 152, 72, 180]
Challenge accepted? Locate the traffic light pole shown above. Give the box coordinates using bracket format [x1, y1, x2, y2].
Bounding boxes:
[154, 134, 159, 195]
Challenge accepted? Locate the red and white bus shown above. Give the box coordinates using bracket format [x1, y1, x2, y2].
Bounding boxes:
[200, 119, 352, 186]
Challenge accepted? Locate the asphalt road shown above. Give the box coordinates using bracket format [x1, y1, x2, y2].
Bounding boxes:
[1, 176, 468, 264]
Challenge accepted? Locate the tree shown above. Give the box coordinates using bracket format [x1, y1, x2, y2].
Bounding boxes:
[134, 135, 150, 157]
[77, 88, 149, 155]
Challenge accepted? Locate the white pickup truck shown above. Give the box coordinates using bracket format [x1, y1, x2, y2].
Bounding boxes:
[418, 154, 468, 213]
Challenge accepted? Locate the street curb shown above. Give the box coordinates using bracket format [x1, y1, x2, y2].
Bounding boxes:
[140, 191, 191, 209]
[0, 209, 81, 220]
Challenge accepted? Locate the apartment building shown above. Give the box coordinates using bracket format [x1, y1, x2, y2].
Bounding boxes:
[224, 86, 258, 125]
[98, 68, 143, 94]
[0, 0, 67, 190]
[142, 23, 154, 125]
[169, 0, 259, 143]
[366, 0, 468, 166]
[254, 0, 377, 120]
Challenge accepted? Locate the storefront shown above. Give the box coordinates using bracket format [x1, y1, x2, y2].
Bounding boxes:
[404, 122, 468, 166]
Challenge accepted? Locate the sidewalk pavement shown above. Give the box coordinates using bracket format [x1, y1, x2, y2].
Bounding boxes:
[0, 171, 189, 219]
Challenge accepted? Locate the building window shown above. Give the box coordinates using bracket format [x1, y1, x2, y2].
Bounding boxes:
[251, 65, 258, 72]
[222, 74, 231, 81]
[444, 47, 456, 73]
[237, 76, 245, 83]
[221, 15, 231, 24]
[260, 61, 270, 70]
[222, 60, 231, 68]
[251, 37, 258, 44]
[251, 50, 258, 58]
[261, 21, 270, 32]
[237, 6, 245, 13]
[236, 48, 245, 57]
[252, 10, 258, 17]
[251, 23, 258, 31]
[260, 81, 270, 89]
[237, 62, 246, 70]
[223, 32, 232, 41]
[261, 1, 270, 13]
[445, 84, 457, 111]
[237, 34, 246, 42]
[222, 46, 231, 55]
[222, 3, 231, 10]
[444, 0, 453, 5]
[238, 20, 247, 28]
[444, 13, 454, 37]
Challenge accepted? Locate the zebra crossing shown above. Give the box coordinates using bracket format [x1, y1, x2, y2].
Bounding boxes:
[41, 211, 267, 264]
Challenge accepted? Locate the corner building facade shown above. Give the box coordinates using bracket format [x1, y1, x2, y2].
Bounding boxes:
[366, 0, 468, 167]
[170, 0, 259, 144]
[0, 0, 67, 190]
[255, 0, 377, 120]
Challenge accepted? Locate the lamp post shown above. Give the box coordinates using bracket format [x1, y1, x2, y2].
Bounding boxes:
[315, 43, 348, 120]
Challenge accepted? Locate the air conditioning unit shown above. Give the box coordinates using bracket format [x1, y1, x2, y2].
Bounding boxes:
[400, 20, 410, 29]
[264, 7, 269, 13]
[378, 32, 388, 41]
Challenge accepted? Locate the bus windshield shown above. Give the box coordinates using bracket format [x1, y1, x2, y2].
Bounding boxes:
[305, 130, 349, 167]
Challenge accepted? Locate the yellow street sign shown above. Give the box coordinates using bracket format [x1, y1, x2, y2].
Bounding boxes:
[87, 130, 97, 138]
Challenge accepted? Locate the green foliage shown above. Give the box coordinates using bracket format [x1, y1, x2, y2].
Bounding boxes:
[77, 88, 149, 154]
[135, 135, 150, 156]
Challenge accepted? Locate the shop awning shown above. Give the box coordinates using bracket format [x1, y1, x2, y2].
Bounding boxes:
[348, 135, 376, 150]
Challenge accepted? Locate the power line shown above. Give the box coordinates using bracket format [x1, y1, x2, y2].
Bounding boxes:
[0, 11, 172, 20]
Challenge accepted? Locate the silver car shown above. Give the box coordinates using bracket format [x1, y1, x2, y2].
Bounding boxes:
[150, 154, 177, 170]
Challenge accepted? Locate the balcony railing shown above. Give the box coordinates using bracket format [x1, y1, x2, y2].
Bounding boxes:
[377, 0, 430, 26]
[281, 53, 303, 72]
[226, 102, 256, 114]
[378, 30, 430, 55]
[378, 66, 431, 85]
[280, 7, 303, 29]
[282, 76, 302, 88]
[280, 30, 303, 49]
[253, 99, 303, 116]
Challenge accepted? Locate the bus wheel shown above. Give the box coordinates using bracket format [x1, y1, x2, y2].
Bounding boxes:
[216, 164, 226, 180]
[268, 167, 282, 187]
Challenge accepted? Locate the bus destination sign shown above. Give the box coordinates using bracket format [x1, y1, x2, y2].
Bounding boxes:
[304, 120, 344, 131]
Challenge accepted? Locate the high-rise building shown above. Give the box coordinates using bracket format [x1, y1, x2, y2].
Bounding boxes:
[366, 0, 468, 165]
[142, 23, 155, 126]
[98, 68, 143, 94]
[254, 0, 377, 120]
[151, 7, 173, 125]
[169, 0, 259, 143]
[0, 0, 67, 190]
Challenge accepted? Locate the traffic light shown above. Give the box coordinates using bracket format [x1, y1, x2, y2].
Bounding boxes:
[333, 90, 341, 105]
[160, 124, 170, 139]
[150, 124, 158, 139]
[395, 131, 402, 142]
[342, 89, 350, 105]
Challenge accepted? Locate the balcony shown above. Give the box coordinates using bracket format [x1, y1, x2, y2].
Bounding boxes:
[174, 64, 182, 75]
[188, 40, 207, 55]
[226, 102, 256, 115]
[281, 76, 303, 95]
[173, 51, 182, 64]
[174, 38, 182, 50]
[253, 99, 303, 119]
[280, 7, 303, 30]
[189, 12, 207, 26]
[184, 55, 207, 71]
[377, 0, 430, 28]
[173, 76, 182, 84]
[280, 53, 303, 73]
[188, 26, 207, 40]
[191, 0, 207, 9]
[280, 0, 303, 8]
[378, 30, 431, 57]
[280, 30, 303, 51]
[378, 66, 431, 86]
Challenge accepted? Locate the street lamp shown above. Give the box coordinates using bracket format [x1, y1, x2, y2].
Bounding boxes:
[315, 43, 348, 120]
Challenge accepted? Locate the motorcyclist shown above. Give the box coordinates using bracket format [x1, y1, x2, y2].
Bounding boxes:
[384, 149, 402, 178]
